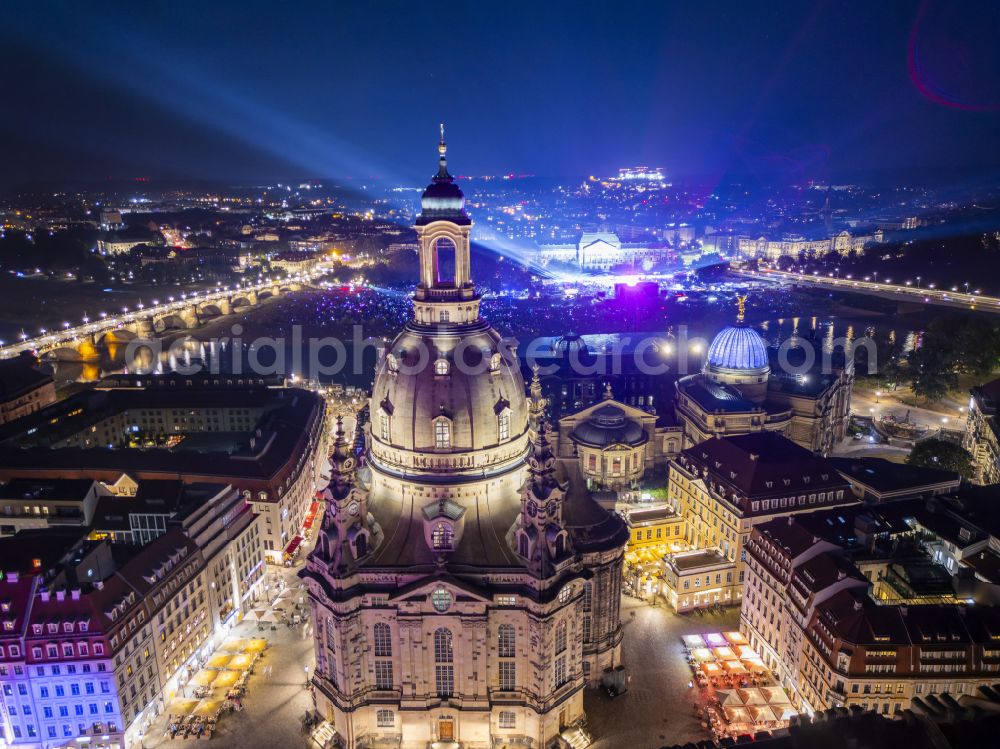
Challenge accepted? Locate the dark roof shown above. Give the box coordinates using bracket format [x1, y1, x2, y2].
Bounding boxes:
[0, 478, 96, 501]
[0, 528, 88, 575]
[680, 432, 851, 498]
[569, 405, 648, 447]
[0, 353, 52, 400]
[829, 456, 961, 498]
[676, 374, 762, 413]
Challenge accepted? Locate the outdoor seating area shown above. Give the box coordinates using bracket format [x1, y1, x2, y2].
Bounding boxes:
[683, 632, 768, 690]
[681, 631, 799, 742]
[162, 638, 269, 740]
[242, 585, 308, 630]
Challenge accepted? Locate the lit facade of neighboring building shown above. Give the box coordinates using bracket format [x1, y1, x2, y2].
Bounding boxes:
[675, 306, 853, 456]
[736, 229, 884, 262]
[741, 495, 1000, 716]
[0, 354, 57, 427]
[302, 136, 628, 749]
[964, 378, 1000, 486]
[0, 529, 211, 749]
[665, 431, 855, 612]
[0, 378, 327, 566]
[554, 392, 681, 493]
[537, 232, 670, 271]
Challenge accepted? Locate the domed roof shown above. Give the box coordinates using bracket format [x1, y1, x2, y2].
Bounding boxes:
[706, 324, 769, 372]
[416, 130, 470, 226]
[570, 405, 648, 448]
[369, 323, 530, 479]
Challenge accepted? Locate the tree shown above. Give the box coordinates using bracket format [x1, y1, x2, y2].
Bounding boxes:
[907, 345, 958, 401]
[906, 439, 974, 479]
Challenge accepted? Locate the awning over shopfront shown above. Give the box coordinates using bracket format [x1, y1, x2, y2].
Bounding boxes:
[284, 535, 304, 557]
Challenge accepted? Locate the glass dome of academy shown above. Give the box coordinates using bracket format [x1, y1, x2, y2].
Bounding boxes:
[301, 131, 629, 749]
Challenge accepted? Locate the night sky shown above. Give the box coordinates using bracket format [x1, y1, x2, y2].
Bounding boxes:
[1, 0, 999, 187]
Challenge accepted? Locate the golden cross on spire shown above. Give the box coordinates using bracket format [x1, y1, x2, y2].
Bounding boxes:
[736, 294, 748, 323]
[439, 123, 446, 155]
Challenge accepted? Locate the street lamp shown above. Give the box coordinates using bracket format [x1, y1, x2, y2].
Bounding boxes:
[875, 390, 882, 404]
[304, 666, 311, 688]
[916, 276, 922, 288]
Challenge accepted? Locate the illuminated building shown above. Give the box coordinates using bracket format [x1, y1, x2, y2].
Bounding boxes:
[537, 231, 670, 271]
[663, 431, 855, 612]
[0, 377, 326, 565]
[675, 299, 853, 455]
[0, 530, 209, 749]
[742, 500, 1000, 716]
[736, 229, 884, 262]
[554, 387, 681, 493]
[963, 378, 1000, 485]
[0, 480, 264, 749]
[0, 354, 56, 427]
[302, 134, 627, 748]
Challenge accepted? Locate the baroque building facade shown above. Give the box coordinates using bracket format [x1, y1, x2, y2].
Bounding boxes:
[302, 135, 628, 749]
[675, 300, 853, 456]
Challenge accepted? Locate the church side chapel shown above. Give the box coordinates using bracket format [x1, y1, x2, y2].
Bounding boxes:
[301, 132, 628, 749]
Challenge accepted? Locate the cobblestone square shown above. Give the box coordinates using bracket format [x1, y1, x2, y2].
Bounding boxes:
[587, 597, 740, 749]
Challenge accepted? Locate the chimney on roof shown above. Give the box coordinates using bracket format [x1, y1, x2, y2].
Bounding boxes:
[94, 581, 104, 590]
[853, 599, 863, 611]
[55, 590, 65, 602]
[40, 590, 50, 602]
[787, 516, 794, 526]
[749, 453, 759, 461]
[71, 589, 81, 601]
[7, 572, 18, 583]
[837, 570, 846, 581]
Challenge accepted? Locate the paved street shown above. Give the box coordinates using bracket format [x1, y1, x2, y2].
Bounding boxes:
[145, 561, 316, 749]
[587, 596, 740, 749]
[143, 582, 739, 749]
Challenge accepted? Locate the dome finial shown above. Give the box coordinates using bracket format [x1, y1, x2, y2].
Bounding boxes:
[437, 123, 449, 178]
[736, 293, 748, 323]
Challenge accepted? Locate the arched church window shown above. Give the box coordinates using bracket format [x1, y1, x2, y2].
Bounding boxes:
[435, 420, 451, 449]
[434, 237, 457, 284]
[373, 623, 392, 657]
[380, 412, 389, 441]
[434, 627, 454, 697]
[517, 533, 529, 558]
[440, 310, 450, 323]
[489, 353, 501, 372]
[431, 522, 453, 551]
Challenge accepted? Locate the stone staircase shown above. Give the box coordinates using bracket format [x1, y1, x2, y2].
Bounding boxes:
[559, 724, 592, 749]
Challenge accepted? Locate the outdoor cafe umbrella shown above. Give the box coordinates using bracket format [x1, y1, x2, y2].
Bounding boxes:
[716, 689, 743, 707]
[206, 654, 232, 670]
[713, 646, 737, 661]
[748, 705, 772, 723]
[683, 634, 707, 649]
[245, 638, 268, 653]
[735, 645, 758, 659]
[723, 706, 753, 724]
[193, 699, 224, 718]
[724, 631, 748, 646]
[191, 670, 216, 687]
[737, 688, 767, 706]
[258, 610, 282, 623]
[704, 633, 727, 647]
[761, 687, 793, 706]
[721, 660, 746, 674]
[691, 647, 714, 662]
[742, 657, 767, 672]
[700, 662, 722, 676]
[167, 698, 199, 717]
